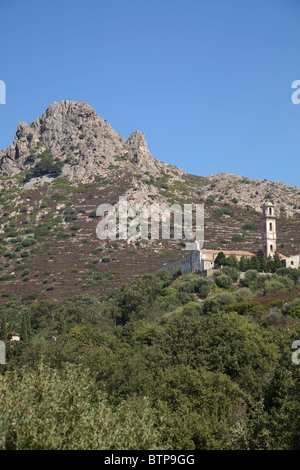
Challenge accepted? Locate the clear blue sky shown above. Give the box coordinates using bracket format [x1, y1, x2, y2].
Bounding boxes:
[0, 0, 299, 186]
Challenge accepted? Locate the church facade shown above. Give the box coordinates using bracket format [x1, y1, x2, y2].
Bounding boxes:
[159, 202, 300, 275]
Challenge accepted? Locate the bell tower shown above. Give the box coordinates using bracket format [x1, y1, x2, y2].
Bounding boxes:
[262, 202, 276, 258]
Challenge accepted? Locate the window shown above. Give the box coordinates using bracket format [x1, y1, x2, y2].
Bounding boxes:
[269, 223, 272, 231]
[269, 208, 272, 215]
[270, 244, 273, 253]
[291, 261, 294, 266]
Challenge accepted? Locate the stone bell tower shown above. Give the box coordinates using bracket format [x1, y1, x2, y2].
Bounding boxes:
[262, 202, 277, 258]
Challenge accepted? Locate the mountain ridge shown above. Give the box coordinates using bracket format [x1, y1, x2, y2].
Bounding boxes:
[0, 102, 299, 304]
[0, 101, 298, 217]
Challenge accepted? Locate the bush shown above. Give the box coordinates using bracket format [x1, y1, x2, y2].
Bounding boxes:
[158, 287, 180, 311]
[214, 207, 234, 218]
[263, 280, 287, 295]
[23, 150, 64, 182]
[19, 205, 27, 214]
[224, 300, 265, 317]
[206, 197, 215, 207]
[288, 305, 300, 318]
[91, 248, 103, 255]
[240, 270, 259, 287]
[0, 274, 15, 281]
[70, 225, 81, 231]
[232, 234, 243, 242]
[198, 282, 211, 298]
[235, 288, 254, 302]
[216, 266, 240, 282]
[0, 364, 163, 450]
[21, 237, 36, 247]
[242, 223, 257, 231]
[203, 291, 236, 314]
[260, 308, 283, 327]
[182, 301, 203, 316]
[215, 275, 232, 289]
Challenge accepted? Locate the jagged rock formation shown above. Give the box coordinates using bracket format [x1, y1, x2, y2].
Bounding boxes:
[0, 101, 174, 183]
[0, 101, 299, 303]
[0, 100, 299, 217]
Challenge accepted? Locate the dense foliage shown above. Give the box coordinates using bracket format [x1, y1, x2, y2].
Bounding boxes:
[0, 265, 300, 450]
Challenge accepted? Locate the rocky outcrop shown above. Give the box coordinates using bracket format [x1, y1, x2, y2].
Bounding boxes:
[0, 100, 299, 217]
[0, 101, 161, 182]
[127, 130, 158, 174]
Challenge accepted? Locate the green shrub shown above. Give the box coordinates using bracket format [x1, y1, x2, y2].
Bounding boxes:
[215, 275, 232, 289]
[242, 223, 257, 231]
[232, 234, 243, 242]
[24, 150, 64, 182]
[91, 248, 103, 255]
[0, 364, 162, 450]
[203, 291, 236, 314]
[260, 308, 283, 326]
[0, 274, 15, 281]
[21, 237, 36, 247]
[214, 207, 234, 218]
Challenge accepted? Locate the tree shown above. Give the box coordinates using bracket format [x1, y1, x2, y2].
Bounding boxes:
[239, 255, 247, 272]
[250, 255, 261, 271]
[224, 254, 239, 269]
[273, 252, 283, 271]
[26, 312, 33, 341]
[24, 150, 64, 182]
[245, 258, 252, 271]
[0, 363, 164, 450]
[257, 249, 268, 272]
[215, 274, 232, 289]
[267, 253, 282, 273]
[0, 313, 7, 342]
[214, 252, 226, 267]
[267, 255, 275, 273]
[21, 314, 28, 343]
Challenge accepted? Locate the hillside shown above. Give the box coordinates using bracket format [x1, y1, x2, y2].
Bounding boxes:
[0, 101, 299, 304]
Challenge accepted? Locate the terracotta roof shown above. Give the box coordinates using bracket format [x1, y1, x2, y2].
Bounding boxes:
[280, 254, 300, 260]
[201, 249, 255, 256]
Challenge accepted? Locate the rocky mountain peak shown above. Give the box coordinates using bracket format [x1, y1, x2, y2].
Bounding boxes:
[0, 101, 160, 182]
[127, 130, 157, 173]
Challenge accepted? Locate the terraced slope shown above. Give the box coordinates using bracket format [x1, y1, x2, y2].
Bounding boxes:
[0, 102, 299, 305]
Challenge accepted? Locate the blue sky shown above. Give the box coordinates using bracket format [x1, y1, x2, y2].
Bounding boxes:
[0, 0, 299, 186]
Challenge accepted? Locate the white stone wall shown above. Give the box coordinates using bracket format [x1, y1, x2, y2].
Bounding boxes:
[283, 255, 300, 269]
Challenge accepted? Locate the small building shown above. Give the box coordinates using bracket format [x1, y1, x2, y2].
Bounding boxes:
[158, 245, 254, 276]
[282, 254, 300, 269]
[158, 202, 299, 276]
[200, 249, 255, 271]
